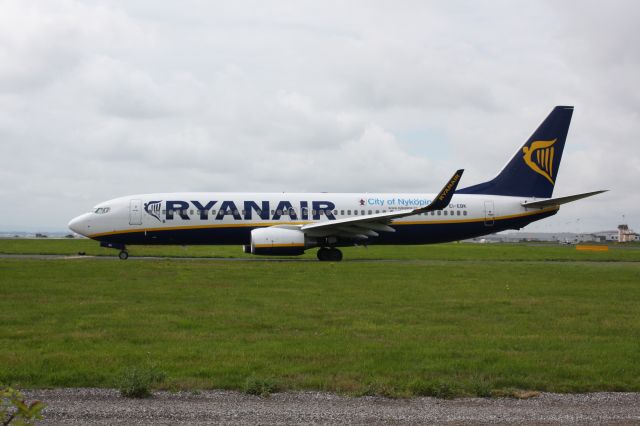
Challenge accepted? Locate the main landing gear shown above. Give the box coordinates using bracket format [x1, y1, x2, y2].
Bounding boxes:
[317, 247, 343, 262]
[118, 250, 129, 260]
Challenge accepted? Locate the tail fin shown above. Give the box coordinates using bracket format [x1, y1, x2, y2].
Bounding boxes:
[457, 106, 574, 198]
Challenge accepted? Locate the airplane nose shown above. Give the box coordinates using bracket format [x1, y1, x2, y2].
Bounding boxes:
[68, 214, 90, 236]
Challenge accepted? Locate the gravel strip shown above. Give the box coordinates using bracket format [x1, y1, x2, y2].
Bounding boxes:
[21, 389, 640, 425]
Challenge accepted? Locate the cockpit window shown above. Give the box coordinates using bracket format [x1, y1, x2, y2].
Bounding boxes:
[94, 207, 111, 214]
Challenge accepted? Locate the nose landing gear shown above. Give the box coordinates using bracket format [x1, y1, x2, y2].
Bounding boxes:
[317, 247, 343, 262]
[99, 241, 129, 260]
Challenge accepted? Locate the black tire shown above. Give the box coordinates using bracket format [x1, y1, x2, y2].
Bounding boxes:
[329, 248, 343, 262]
[118, 251, 129, 260]
[317, 248, 329, 261]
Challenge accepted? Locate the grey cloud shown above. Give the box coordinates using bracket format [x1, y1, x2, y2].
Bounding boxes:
[0, 0, 638, 232]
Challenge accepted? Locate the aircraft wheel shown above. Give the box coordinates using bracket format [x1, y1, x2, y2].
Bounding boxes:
[328, 248, 343, 262]
[317, 247, 329, 261]
[118, 250, 129, 260]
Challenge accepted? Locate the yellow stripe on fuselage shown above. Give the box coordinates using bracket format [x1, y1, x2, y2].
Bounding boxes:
[395, 206, 559, 226]
[253, 243, 305, 248]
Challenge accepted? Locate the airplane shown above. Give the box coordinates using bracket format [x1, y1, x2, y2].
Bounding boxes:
[68, 106, 606, 261]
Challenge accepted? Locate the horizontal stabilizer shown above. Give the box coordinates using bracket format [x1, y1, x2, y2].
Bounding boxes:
[522, 190, 608, 209]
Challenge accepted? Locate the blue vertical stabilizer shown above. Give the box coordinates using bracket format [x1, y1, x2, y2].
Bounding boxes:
[457, 106, 574, 198]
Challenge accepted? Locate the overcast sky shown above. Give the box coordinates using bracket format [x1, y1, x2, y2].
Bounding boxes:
[1, 0, 638, 233]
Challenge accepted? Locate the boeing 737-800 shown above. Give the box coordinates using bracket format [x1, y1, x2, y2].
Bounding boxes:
[68, 106, 605, 261]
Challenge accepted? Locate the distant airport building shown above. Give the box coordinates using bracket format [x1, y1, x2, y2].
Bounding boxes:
[473, 225, 638, 244]
[592, 230, 620, 242]
[617, 224, 638, 242]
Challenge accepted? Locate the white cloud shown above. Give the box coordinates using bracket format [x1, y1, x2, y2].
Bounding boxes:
[0, 0, 638, 232]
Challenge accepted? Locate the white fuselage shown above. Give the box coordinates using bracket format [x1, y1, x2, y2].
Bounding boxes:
[68, 192, 558, 246]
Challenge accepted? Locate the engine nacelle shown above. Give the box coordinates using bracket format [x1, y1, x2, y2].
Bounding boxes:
[250, 227, 308, 256]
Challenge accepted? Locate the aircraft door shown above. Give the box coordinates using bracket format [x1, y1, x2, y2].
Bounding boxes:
[130, 199, 143, 225]
[484, 200, 495, 226]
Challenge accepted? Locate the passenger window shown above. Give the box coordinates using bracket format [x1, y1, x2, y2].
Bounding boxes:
[211, 210, 216, 215]
[347, 210, 351, 215]
[271, 210, 275, 215]
[354, 210, 358, 215]
[463, 211, 468, 216]
[341, 210, 344, 215]
[312, 210, 317, 215]
[276, 209, 283, 215]
[444, 211, 448, 216]
[333, 210, 338, 215]
[162, 210, 166, 215]
[361, 210, 365, 215]
[368, 210, 372, 215]
[457, 211, 461, 216]
[437, 211, 441, 216]
[376, 210, 380, 214]
[319, 210, 324, 215]
[190, 210, 194, 215]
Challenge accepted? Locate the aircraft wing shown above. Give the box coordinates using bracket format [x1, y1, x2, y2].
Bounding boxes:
[521, 190, 608, 209]
[300, 170, 464, 240]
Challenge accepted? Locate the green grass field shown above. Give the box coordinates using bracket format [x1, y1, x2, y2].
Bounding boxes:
[2, 237, 639, 261]
[1, 240, 639, 397]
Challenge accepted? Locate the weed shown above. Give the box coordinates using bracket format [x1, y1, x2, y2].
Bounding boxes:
[409, 380, 459, 399]
[358, 381, 397, 398]
[117, 361, 166, 398]
[1, 386, 46, 426]
[470, 377, 493, 398]
[243, 377, 279, 397]
[512, 390, 541, 399]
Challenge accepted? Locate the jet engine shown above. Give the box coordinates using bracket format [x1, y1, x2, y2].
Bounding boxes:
[249, 227, 310, 255]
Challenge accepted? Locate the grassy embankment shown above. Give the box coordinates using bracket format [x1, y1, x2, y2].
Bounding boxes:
[1, 240, 639, 397]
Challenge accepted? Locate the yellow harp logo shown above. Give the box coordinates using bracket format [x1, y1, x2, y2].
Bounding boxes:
[522, 139, 557, 185]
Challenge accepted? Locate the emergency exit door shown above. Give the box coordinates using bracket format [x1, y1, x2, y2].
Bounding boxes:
[130, 199, 142, 225]
[484, 200, 495, 226]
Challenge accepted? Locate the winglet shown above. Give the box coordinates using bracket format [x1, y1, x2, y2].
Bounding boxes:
[418, 169, 464, 212]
